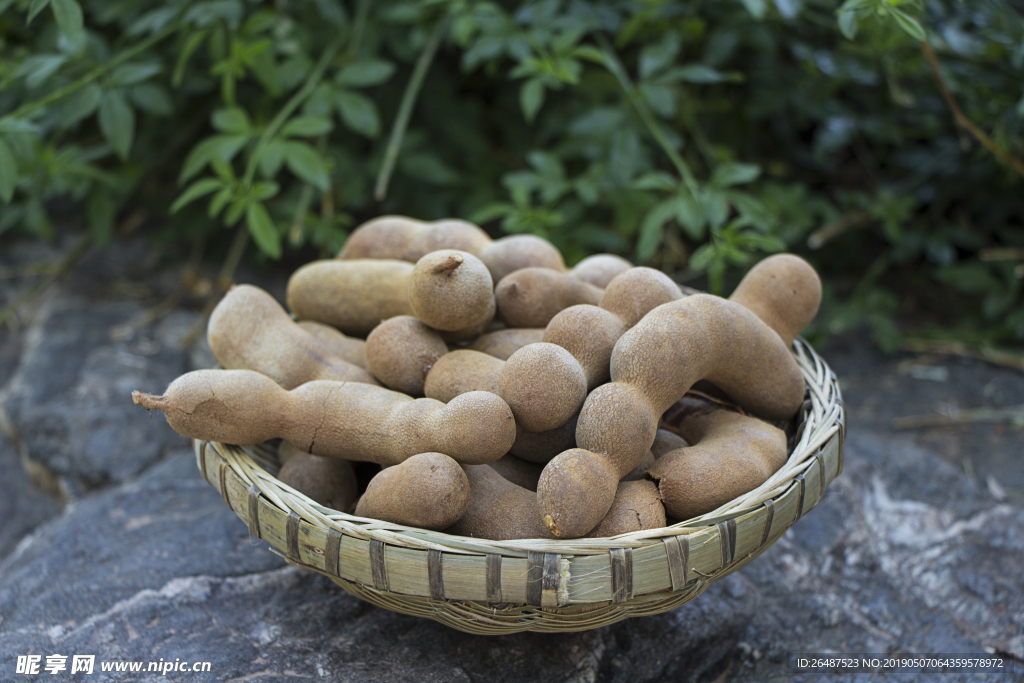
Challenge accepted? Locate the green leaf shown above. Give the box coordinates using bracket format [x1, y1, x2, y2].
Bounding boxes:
[170, 177, 225, 213]
[639, 31, 680, 79]
[737, 0, 766, 19]
[208, 187, 233, 218]
[631, 171, 678, 192]
[711, 162, 761, 187]
[334, 90, 380, 137]
[60, 83, 102, 124]
[676, 196, 705, 240]
[26, 0, 50, 25]
[660, 64, 739, 84]
[837, 11, 859, 40]
[520, 78, 545, 122]
[179, 135, 248, 183]
[19, 54, 67, 88]
[50, 0, 83, 44]
[250, 181, 279, 201]
[247, 202, 281, 258]
[257, 140, 287, 178]
[224, 197, 248, 226]
[637, 198, 678, 262]
[108, 62, 162, 87]
[98, 91, 135, 160]
[128, 84, 173, 116]
[173, 29, 209, 87]
[284, 141, 331, 191]
[335, 60, 396, 88]
[890, 7, 927, 42]
[571, 45, 606, 65]
[281, 116, 334, 137]
[212, 107, 251, 134]
[0, 138, 17, 203]
[86, 192, 117, 245]
[0, 119, 38, 134]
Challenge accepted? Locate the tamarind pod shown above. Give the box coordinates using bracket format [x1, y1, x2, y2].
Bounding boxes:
[423, 349, 502, 403]
[338, 216, 492, 262]
[538, 294, 805, 538]
[621, 451, 655, 482]
[354, 453, 470, 530]
[647, 408, 787, 520]
[287, 259, 414, 336]
[132, 369, 516, 466]
[728, 253, 822, 347]
[408, 250, 495, 335]
[208, 284, 378, 388]
[366, 316, 448, 396]
[543, 267, 682, 390]
[488, 453, 544, 491]
[278, 453, 359, 513]
[494, 268, 602, 328]
[296, 320, 368, 370]
[446, 466, 665, 541]
[508, 412, 577, 464]
[476, 234, 565, 284]
[650, 429, 688, 459]
[569, 254, 633, 289]
[468, 328, 545, 360]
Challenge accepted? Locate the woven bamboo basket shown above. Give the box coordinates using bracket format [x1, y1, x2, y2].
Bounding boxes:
[193, 338, 844, 634]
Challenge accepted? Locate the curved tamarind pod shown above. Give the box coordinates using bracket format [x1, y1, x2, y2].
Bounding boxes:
[476, 234, 565, 284]
[446, 466, 664, 540]
[494, 268, 602, 328]
[488, 453, 544, 491]
[538, 294, 805, 538]
[338, 216, 492, 262]
[728, 253, 822, 347]
[354, 453, 470, 529]
[585, 480, 665, 538]
[508, 412, 577, 464]
[647, 406, 787, 520]
[278, 453, 359, 513]
[468, 328, 545, 360]
[543, 267, 683, 390]
[650, 429, 688, 459]
[132, 369, 516, 466]
[208, 284, 378, 389]
[569, 254, 633, 289]
[424, 349, 502, 403]
[287, 259, 414, 336]
[296, 320, 367, 370]
[366, 316, 448, 396]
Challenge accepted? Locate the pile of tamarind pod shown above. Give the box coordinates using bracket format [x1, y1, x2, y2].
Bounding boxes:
[132, 214, 822, 540]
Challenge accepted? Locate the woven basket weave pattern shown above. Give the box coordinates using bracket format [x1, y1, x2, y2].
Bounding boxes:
[194, 338, 844, 634]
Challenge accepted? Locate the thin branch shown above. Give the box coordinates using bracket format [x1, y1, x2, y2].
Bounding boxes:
[901, 338, 1024, 374]
[807, 211, 871, 249]
[893, 404, 1024, 430]
[595, 33, 701, 201]
[219, 224, 250, 287]
[920, 41, 1024, 178]
[374, 14, 450, 201]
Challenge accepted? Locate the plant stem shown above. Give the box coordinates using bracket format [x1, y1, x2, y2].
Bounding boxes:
[0, 24, 179, 126]
[595, 33, 701, 201]
[920, 41, 1024, 178]
[374, 15, 450, 201]
[218, 224, 250, 287]
[241, 36, 345, 187]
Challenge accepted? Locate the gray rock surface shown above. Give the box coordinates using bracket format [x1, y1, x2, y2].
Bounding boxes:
[0, 235, 1021, 682]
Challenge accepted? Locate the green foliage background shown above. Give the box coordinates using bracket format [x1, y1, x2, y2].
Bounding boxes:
[1, 0, 1023, 349]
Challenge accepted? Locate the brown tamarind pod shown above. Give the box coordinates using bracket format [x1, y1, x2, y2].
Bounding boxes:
[650, 429, 688, 459]
[366, 316, 448, 396]
[207, 284, 378, 389]
[569, 254, 633, 288]
[476, 234, 565, 284]
[446, 466, 665, 541]
[278, 453, 359, 513]
[543, 267, 683, 390]
[338, 215, 492, 262]
[621, 451, 655, 482]
[132, 369, 516, 466]
[729, 253, 822, 347]
[585, 480, 665, 537]
[354, 453, 470, 529]
[647, 406, 787, 520]
[296, 320, 368, 370]
[467, 328, 545, 360]
[508, 412, 578, 464]
[488, 453, 544, 491]
[408, 250, 495, 339]
[537, 294, 805, 538]
[287, 259, 415, 336]
[494, 268, 602, 328]
[423, 349, 502, 403]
